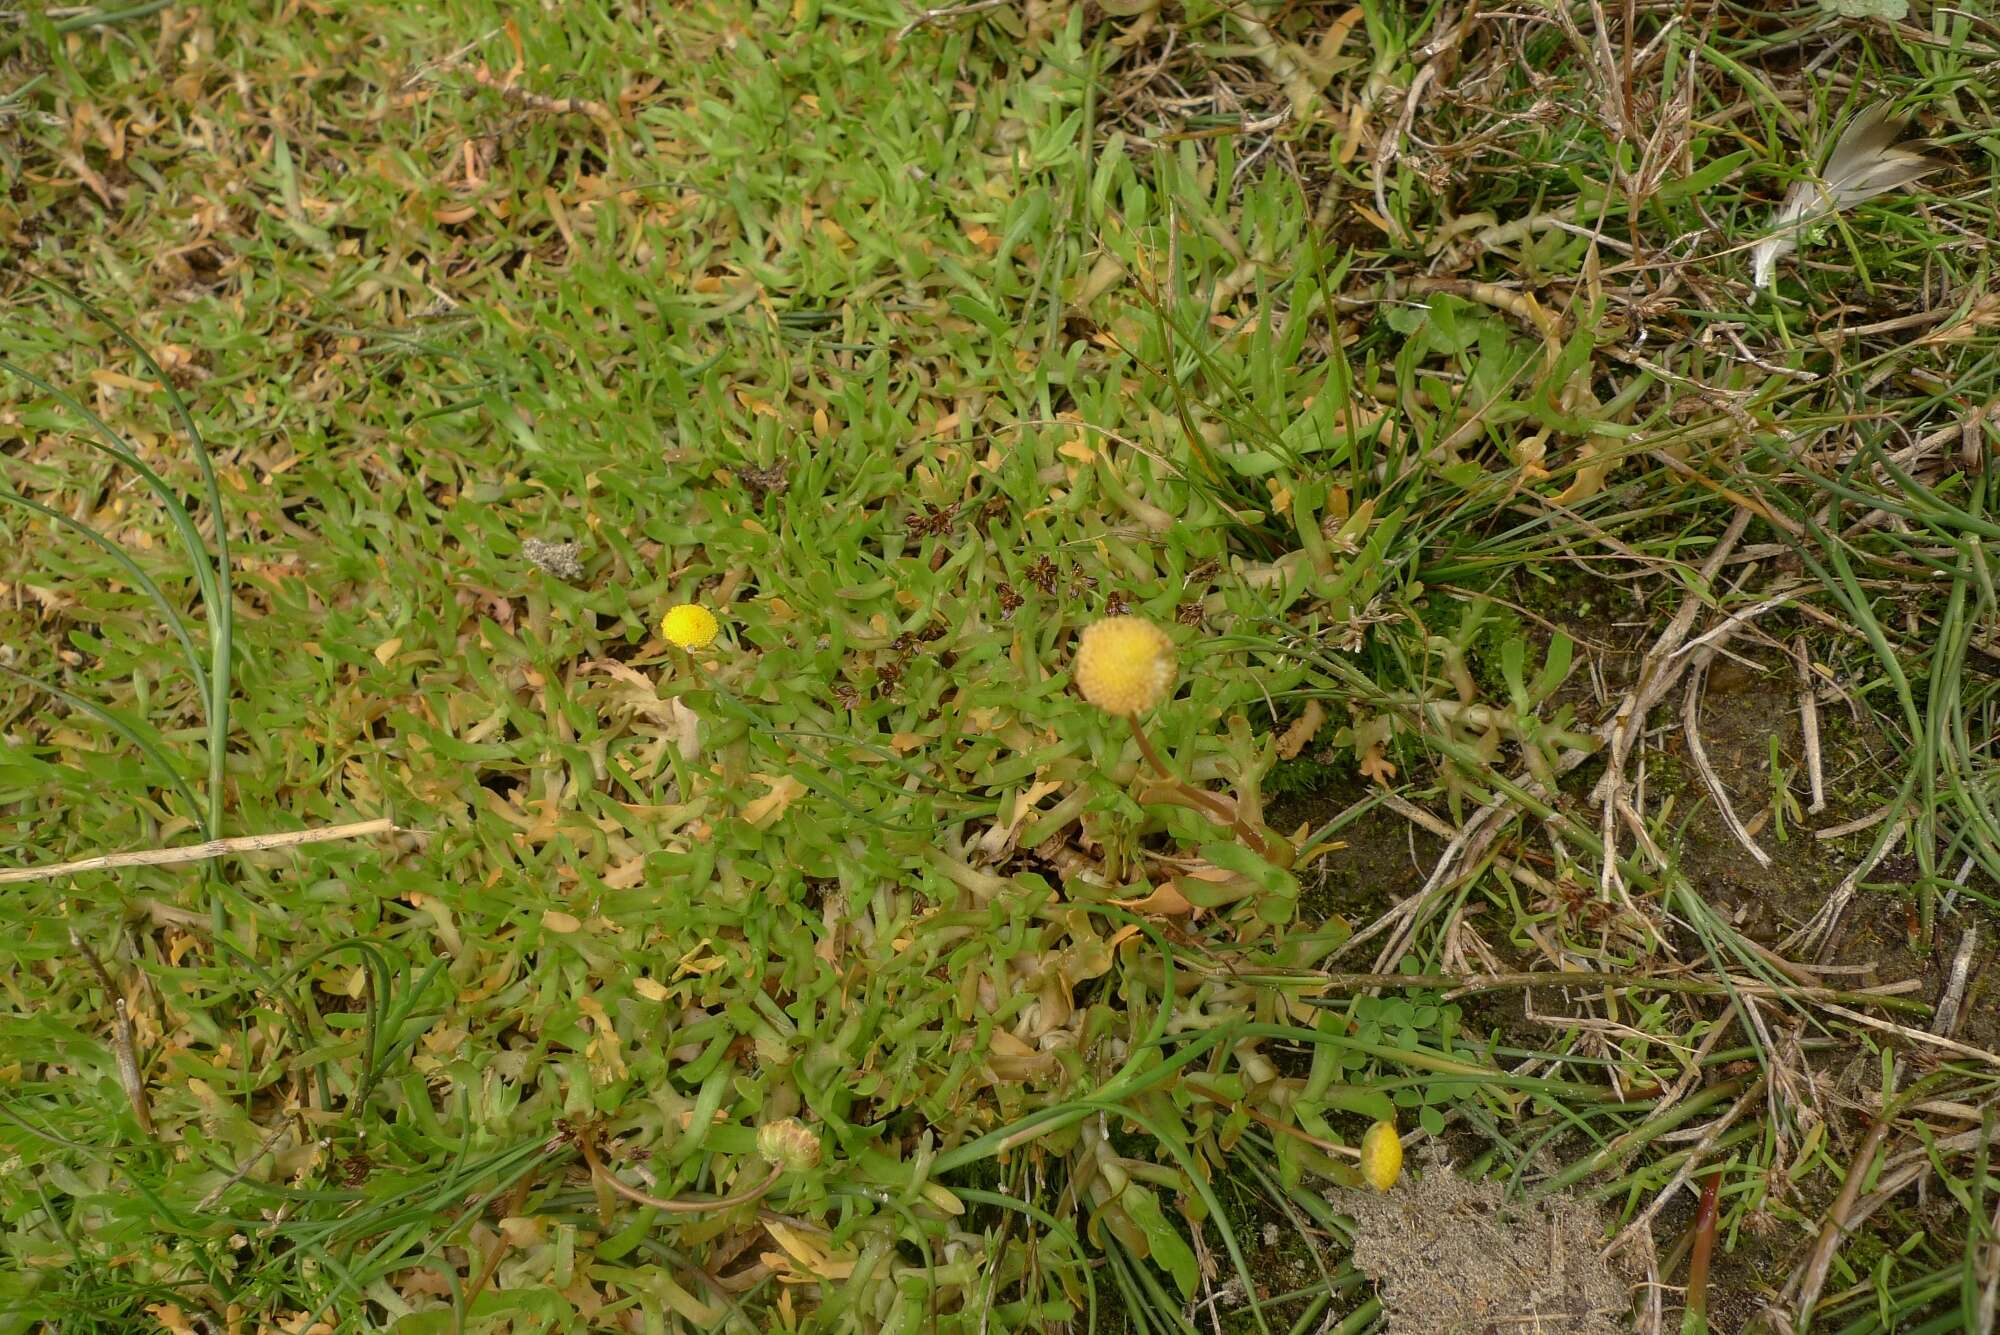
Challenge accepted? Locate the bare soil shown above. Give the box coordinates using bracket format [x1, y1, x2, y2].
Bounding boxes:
[1252, 572, 2000, 1332]
[1345, 1148, 1631, 1334]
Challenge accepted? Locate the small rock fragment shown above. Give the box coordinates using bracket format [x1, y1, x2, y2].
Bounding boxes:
[522, 539, 584, 581]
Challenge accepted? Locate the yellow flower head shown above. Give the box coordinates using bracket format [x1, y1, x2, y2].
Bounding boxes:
[1360, 1119, 1403, 1192]
[756, 1117, 822, 1173]
[661, 603, 719, 650]
[1074, 616, 1176, 717]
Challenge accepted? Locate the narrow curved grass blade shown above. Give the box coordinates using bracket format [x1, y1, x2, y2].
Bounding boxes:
[0, 488, 209, 701]
[0, 662, 202, 825]
[37, 283, 234, 838]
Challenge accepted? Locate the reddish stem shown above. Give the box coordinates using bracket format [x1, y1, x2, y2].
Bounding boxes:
[1685, 1168, 1723, 1319]
[1126, 715, 1273, 859]
[581, 1136, 784, 1215]
[464, 1171, 538, 1313]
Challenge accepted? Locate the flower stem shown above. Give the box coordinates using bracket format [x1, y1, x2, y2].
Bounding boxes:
[581, 1136, 784, 1215]
[1127, 715, 1273, 859]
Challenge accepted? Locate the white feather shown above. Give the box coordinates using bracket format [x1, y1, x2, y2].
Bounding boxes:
[1751, 105, 1941, 289]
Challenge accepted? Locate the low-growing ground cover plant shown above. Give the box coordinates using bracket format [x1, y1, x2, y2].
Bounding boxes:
[3, 3, 1999, 1333]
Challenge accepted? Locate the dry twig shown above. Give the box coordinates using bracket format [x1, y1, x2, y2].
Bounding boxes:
[1591, 510, 1752, 886]
[1784, 1113, 1894, 1323]
[1683, 656, 1772, 869]
[67, 924, 154, 1137]
[0, 817, 395, 884]
[1795, 642, 1826, 814]
[1932, 926, 1980, 1040]
[197, 1116, 299, 1210]
[1787, 819, 1907, 960]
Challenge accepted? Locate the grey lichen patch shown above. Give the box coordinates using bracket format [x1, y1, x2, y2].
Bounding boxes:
[521, 538, 584, 581]
[1343, 1154, 1630, 1333]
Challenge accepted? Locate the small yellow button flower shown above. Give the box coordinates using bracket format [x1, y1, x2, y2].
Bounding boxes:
[661, 603, 719, 650]
[1360, 1119, 1403, 1192]
[1073, 616, 1176, 716]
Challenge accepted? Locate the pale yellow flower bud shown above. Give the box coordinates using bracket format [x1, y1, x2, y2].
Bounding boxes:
[1360, 1119, 1403, 1192]
[756, 1118, 821, 1173]
[661, 603, 719, 650]
[1073, 616, 1176, 716]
